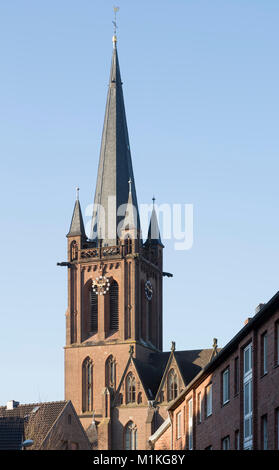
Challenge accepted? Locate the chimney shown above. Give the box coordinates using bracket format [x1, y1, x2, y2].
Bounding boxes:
[244, 318, 252, 326]
[6, 400, 19, 410]
[255, 303, 265, 314]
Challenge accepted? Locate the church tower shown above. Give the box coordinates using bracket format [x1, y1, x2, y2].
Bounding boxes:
[64, 33, 164, 446]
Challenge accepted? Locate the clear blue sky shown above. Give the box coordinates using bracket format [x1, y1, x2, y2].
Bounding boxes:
[1, 1, 279, 404]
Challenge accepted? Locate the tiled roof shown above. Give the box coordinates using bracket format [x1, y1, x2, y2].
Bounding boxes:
[174, 349, 214, 384]
[0, 401, 68, 450]
[133, 348, 214, 400]
[0, 417, 24, 450]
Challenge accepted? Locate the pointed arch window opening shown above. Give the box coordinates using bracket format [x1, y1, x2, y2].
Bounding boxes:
[106, 355, 116, 389]
[167, 369, 178, 402]
[82, 358, 93, 413]
[126, 373, 136, 404]
[125, 421, 137, 450]
[110, 280, 119, 331]
[89, 289, 98, 333]
[124, 235, 132, 255]
[70, 241, 78, 261]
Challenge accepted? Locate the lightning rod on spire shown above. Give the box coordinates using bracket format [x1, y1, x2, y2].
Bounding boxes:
[112, 6, 120, 48]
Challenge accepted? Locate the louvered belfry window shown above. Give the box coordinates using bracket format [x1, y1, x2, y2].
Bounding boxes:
[110, 280, 119, 331]
[89, 289, 98, 332]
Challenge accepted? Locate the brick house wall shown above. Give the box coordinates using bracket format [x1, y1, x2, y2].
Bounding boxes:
[153, 298, 279, 451]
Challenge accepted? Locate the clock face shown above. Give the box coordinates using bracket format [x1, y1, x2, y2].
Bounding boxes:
[145, 280, 153, 301]
[92, 275, 110, 295]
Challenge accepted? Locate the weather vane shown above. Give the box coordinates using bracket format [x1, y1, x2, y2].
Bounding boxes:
[113, 6, 120, 35]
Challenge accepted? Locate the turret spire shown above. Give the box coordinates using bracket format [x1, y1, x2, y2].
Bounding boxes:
[146, 200, 163, 246]
[67, 188, 86, 238]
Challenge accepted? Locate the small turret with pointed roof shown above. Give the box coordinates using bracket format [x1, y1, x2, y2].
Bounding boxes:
[145, 198, 163, 247]
[120, 179, 139, 234]
[67, 187, 86, 239]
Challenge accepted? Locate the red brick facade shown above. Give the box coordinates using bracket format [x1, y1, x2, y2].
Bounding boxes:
[151, 296, 279, 450]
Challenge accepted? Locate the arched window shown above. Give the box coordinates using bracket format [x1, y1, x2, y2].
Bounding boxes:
[124, 421, 137, 450]
[125, 235, 132, 255]
[126, 373, 136, 403]
[70, 241, 78, 261]
[167, 369, 178, 402]
[89, 289, 98, 333]
[137, 392, 142, 404]
[105, 355, 116, 389]
[82, 357, 93, 412]
[110, 280, 119, 331]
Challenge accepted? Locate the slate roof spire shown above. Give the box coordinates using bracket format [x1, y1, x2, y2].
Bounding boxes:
[67, 187, 86, 238]
[90, 35, 140, 245]
[146, 198, 163, 246]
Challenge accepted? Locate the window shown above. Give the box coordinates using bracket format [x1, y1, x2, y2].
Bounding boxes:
[124, 421, 137, 450]
[176, 411, 182, 439]
[276, 408, 279, 450]
[110, 280, 119, 331]
[261, 415, 268, 450]
[261, 332, 268, 375]
[188, 398, 193, 450]
[275, 322, 279, 366]
[70, 442, 79, 450]
[105, 355, 115, 388]
[235, 430, 240, 450]
[89, 290, 98, 332]
[244, 343, 252, 375]
[222, 436, 230, 450]
[126, 373, 136, 403]
[222, 368, 230, 405]
[205, 383, 212, 417]
[197, 392, 202, 423]
[234, 357, 239, 395]
[167, 369, 178, 401]
[243, 343, 253, 449]
[82, 357, 93, 412]
[125, 235, 132, 255]
[70, 241, 78, 261]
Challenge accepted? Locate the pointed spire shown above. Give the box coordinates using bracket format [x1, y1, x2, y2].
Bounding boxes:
[146, 199, 163, 246]
[120, 178, 139, 234]
[90, 36, 140, 245]
[67, 188, 86, 238]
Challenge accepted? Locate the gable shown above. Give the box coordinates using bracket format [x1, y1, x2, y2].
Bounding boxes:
[155, 353, 185, 403]
[113, 356, 151, 407]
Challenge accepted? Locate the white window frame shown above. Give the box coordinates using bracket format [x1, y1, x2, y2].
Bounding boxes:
[243, 343, 253, 450]
[176, 411, 182, 439]
[197, 391, 202, 423]
[262, 415, 268, 450]
[262, 332, 268, 375]
[222, 368, 230, 405]
[235, 430, 240, 450]
[206, 383, 212, 417]
[222, 436, 230, 450]
[188, 398, 193, 450]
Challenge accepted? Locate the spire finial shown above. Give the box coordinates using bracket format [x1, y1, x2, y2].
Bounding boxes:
[152, 196, 156, 207]
[76, 186, 80, 201]
[112, 6, 119, 47]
